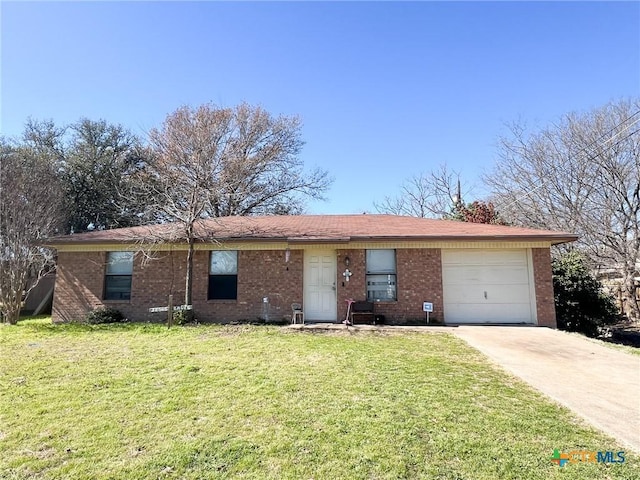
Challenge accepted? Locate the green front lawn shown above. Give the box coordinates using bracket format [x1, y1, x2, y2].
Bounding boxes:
[1, 319, 637, 479]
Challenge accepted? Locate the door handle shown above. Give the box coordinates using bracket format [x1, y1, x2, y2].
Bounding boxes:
[484, 291, 488, 300]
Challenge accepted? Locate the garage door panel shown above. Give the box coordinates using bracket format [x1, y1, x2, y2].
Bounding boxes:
[442, 249, 527, 266]
[444, 285, 485, 302]
[445, 266, 529, 285]
[445, 303, 533, 323]
[483, 265, 529, 284]
[442, 250, 484, 265]
[482, 249, 527, 265]
[484, 285, 531, 303]
[445, 284, 531, 304]
[442, 265, 484, 284]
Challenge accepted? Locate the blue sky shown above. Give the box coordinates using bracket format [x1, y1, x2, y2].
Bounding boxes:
[2, 1, 639, 214]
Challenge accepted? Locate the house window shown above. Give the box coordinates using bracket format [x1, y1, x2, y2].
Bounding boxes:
[104, 251, 133, 300]
[208, 251, 238, 300]
[366, 249, 397, 301]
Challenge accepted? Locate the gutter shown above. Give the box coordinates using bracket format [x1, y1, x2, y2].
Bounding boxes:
[44, 234, 578, 248]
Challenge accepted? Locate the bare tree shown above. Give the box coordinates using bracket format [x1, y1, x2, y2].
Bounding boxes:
[0, 140, 65, 324]
[486, 99, 640, 321]
[137, 102, 331, 310]
[375, 165, 469, 218]
[205, 103, 330, 216]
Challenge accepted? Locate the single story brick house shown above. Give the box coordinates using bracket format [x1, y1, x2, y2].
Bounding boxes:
[46, 214, 577, 326]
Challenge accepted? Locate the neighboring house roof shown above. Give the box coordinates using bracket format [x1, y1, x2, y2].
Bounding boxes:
[45, 214, 578, 245]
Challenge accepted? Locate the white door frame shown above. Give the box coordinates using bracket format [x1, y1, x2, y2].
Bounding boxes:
[303, 250, 337, 322]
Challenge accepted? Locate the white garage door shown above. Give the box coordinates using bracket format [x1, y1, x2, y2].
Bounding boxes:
[442, 249, 536, 324]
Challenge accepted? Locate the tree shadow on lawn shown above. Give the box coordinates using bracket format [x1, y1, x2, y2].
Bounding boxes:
[599, 322, 640, 349]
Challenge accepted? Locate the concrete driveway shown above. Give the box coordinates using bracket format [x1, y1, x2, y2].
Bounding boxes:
[454, 326, 640, 453]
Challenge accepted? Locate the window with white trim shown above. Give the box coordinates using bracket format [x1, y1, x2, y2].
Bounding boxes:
[208, 251, 238, 300]
[104, 251, 133, 300]
[366, 249, 397, 301]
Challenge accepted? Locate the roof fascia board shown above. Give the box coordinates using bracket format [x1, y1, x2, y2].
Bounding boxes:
[52, 239, 557, 252]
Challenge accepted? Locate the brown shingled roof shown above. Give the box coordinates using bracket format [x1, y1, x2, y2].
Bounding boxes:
[45, 214, 578, 245]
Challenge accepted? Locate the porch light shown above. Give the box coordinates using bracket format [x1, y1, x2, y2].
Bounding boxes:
[344, 256, 350, 267]
[285, 248, 291, 263]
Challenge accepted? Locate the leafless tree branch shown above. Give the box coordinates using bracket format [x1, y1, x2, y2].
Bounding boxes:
[486, 99, 640, 320]
[0, 140, 66, 324]
[374, 164, 469, 218]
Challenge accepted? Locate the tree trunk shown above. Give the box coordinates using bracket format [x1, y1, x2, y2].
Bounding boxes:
[622, 271, 640, 322]
[1, 260, 27, 325]
[3, 301, 21, 325]
[184, 237, 195, 321]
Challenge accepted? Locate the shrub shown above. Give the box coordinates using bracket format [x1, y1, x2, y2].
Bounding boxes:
[552, 251, 620, 337]
[172, 309, 192, 325]
[85, 307, 126, 324]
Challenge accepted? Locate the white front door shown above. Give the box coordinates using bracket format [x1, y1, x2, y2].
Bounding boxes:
[304, 250, 337, 322]
[441, 249, 537, 324]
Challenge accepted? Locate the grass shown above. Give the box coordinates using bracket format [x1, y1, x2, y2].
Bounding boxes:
[607, 342, 640, 356]
[1, 318, 638, 479]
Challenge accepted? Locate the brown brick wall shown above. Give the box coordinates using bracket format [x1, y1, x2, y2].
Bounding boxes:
[191, 249, 303, 323]
[53, 249, 304, 323]
[336, 248, 443, 325]
[129, 250, 188, 321]
[532, 248, 557, 328]
[53, 246, 553, 327]
[373, 249, 444, 324]
[53, 251, 107, 322]
[336, 249, 366, 321]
